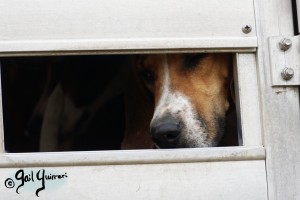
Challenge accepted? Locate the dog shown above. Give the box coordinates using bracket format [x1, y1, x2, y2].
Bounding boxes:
[25, 56, 127, 151]
[122, 53, 236, 149]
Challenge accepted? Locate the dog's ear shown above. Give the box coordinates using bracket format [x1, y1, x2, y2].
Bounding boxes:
[121, 56, 155, 149]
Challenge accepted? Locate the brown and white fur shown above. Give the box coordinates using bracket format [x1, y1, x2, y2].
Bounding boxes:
[122, 53, 235, 149]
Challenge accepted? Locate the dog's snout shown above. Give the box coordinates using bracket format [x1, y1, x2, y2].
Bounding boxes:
[151, 117, 181, 147]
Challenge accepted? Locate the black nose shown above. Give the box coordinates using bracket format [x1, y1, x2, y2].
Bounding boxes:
[151, 117, 181, 146]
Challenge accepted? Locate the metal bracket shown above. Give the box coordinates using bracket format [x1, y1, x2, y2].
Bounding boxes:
[269, 35, 300, 86]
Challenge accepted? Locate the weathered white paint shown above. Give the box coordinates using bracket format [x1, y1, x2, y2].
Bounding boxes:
[0, 48, 257, 57]
[0, 146, 265, 168]
[233, 53, 262, 146]
[0, 0, 257, 55]
[0, 39, 257, 56]
[254, 0, 300, 199]
[0, 0, 299, 199]
[0, 160, 267, 200]
[0, 62, 4, 153]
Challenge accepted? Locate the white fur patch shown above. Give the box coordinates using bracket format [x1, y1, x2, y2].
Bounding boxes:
[150, 56, 212, 147]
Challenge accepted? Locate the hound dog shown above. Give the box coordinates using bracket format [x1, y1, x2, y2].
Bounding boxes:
[122, 53, 236, 149]
[27, 56, 127, 151]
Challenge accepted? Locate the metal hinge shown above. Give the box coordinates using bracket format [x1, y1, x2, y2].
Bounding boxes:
[269, 35, 300, 86]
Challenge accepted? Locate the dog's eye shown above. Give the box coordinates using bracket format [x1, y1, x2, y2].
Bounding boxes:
[183, 54, 208, 70]
[139, 69, 155, 84]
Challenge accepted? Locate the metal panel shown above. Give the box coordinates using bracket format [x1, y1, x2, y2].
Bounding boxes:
[0, 147, 267, 199]
[0, 160, 267, 200]
[0, 147, 265, 167]
[0, 0, 257, 55]
[254, 0, 300, 199]
[234, 53, 262, 146]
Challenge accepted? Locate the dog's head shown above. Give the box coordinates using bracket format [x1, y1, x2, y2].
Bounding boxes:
[132, 53, 233, 148]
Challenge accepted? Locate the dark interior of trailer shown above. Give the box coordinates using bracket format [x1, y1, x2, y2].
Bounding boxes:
[1, 54, 238, 152]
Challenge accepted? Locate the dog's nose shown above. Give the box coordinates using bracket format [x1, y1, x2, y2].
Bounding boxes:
[151, 117, 181, 146]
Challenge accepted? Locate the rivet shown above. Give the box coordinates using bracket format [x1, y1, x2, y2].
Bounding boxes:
[242, 25, 252, 34]
[279, 38, 292, 51]
[281, 67, 294, 80]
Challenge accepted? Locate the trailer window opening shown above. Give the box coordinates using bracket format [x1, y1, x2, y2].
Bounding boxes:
[1, 54, 238, 153]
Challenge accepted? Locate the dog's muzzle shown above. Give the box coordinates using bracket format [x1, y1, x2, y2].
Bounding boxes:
[150, 116, 181, 148]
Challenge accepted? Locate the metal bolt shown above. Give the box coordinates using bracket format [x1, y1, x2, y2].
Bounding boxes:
[281, 67, 294, 80]
[279, 38, 292, 51]
[242, 25, 252, 34]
